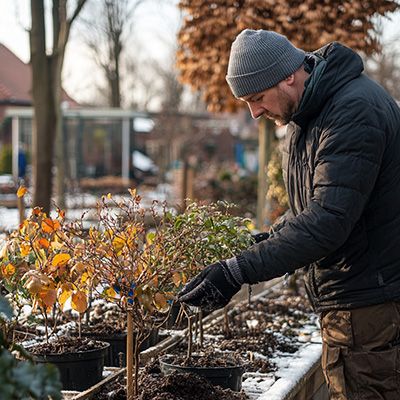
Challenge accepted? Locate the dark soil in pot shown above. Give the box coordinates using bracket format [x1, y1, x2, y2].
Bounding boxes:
[166, 341, 277, 375]
[29, 337, 109, 391]
[96, 360, 248, 400]
[160, 352, 245, 392]
[80, 325, 159, 367]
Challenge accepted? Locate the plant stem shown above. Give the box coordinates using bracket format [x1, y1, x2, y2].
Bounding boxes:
[78, 313, 82, 339]
[134, 331, 140, 397]
[186, 314, 194, 363]
[43, 309, 49, 343]
[199, 309, 203, 347]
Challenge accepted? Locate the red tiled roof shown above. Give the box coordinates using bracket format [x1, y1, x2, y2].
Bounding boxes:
[0, 43, 79, 106]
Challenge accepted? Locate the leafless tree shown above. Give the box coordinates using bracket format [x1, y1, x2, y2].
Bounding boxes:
[82, 0, 144, 108]
[364, 30, 400, 101]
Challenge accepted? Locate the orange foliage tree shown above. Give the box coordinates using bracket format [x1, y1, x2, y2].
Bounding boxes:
[177, 0, 399, 112]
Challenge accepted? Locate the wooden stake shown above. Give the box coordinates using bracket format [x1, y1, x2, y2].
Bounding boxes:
[17, 195, 25, 225]
[126, 311, 134, 400]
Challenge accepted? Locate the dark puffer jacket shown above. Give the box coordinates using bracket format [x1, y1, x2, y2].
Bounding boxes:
[237, 42, 400, 312]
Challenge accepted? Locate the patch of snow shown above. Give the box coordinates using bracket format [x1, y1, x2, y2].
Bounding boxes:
[253, 343, 322, 400]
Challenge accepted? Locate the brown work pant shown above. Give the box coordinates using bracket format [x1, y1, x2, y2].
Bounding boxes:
[321, 302, 400, 400]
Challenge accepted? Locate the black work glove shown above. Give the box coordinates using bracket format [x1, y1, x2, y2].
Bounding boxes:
[251, 231, 270, 243]
[178, 260, 242, 312]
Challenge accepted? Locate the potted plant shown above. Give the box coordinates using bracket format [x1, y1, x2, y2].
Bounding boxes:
[159, 200, 254, 391]
[0, 295, 62, 400]
[0, 198, 109, 391]
[68, 190, 183, 399]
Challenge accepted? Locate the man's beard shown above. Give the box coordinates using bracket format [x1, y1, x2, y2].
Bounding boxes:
[265, 88, 296, 126]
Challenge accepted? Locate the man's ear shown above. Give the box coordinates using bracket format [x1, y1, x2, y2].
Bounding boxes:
[285, 74, 295, 86]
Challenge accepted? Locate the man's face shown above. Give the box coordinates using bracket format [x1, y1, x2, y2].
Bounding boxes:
[240, 84, 296, 126]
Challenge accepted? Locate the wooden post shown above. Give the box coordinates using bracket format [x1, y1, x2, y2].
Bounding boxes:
[256, 118, 274, 230]
[122, 118, 130, 186]
[186, 164, 194, 200]
[17, 194, 25, 225]
[126, 311, 134, 400]
[12, 117, 19, 184]
[181, 160, 188, 209]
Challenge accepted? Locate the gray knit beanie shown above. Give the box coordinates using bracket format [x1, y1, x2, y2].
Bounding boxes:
[226, 29, 306, 98]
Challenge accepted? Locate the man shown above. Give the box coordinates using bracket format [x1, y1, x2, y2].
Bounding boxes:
[178, 29, 400, 400]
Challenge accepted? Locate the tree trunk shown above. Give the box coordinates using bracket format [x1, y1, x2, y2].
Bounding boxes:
[30, 1, 56, 214]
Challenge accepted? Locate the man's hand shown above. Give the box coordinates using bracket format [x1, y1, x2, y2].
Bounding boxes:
[252, 231, 270, 243]
[178, 260, 242, 312]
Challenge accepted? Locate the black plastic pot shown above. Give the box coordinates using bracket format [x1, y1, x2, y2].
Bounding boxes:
[83, 329, 159, 367]
[159, 356, 244, 391]
[32, 341, 109, 391]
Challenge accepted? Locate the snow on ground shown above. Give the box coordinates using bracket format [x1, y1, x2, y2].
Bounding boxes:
[0, 184, 174, 233]
[242, 342, 322, 400]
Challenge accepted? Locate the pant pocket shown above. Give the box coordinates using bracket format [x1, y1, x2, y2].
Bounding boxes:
[322, 345, 347, 400]
[346, 346, 400, 400]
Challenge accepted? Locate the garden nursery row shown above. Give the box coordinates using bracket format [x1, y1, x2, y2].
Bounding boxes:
[0, 191, 326, 400]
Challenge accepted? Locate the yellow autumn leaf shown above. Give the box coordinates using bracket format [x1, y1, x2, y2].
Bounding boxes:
[17, 186, 27, 198]
[104, 287, 117, 298]
[52, 253, 71, 267]
[51, 241, 64, 251]
[246, 221, 256, 231]
[172, 272, 181, 287]
[146, 232, 155, 245]
[112, 236, 125, 253]
[71, 291, 88, 313]
[81, 272, 90, 284]
[58, 288, 72, 311]
[182, 273, 187, 285]
[128, 188, 136, 197]
[153, 292, 168, 311]
[1, 263, 16, 278]
[20, 243, 31, 257]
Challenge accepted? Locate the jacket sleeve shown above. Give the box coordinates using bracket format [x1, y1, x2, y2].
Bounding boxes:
[237, 99, 386, 284]
[269, 209, 294, 236]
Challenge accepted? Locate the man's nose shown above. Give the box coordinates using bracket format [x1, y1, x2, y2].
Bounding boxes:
[247, 103, 263, 119]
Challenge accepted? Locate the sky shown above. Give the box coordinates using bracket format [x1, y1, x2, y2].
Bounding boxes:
[0, 0, 181, 106]
[0, 0, 399, 107]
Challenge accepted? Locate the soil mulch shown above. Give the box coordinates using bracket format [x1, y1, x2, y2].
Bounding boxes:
[162, 351, 243, 368]
[164, 342, 276, 374]
[96, 360, 248, 400]
[28, 336, 107, 355]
